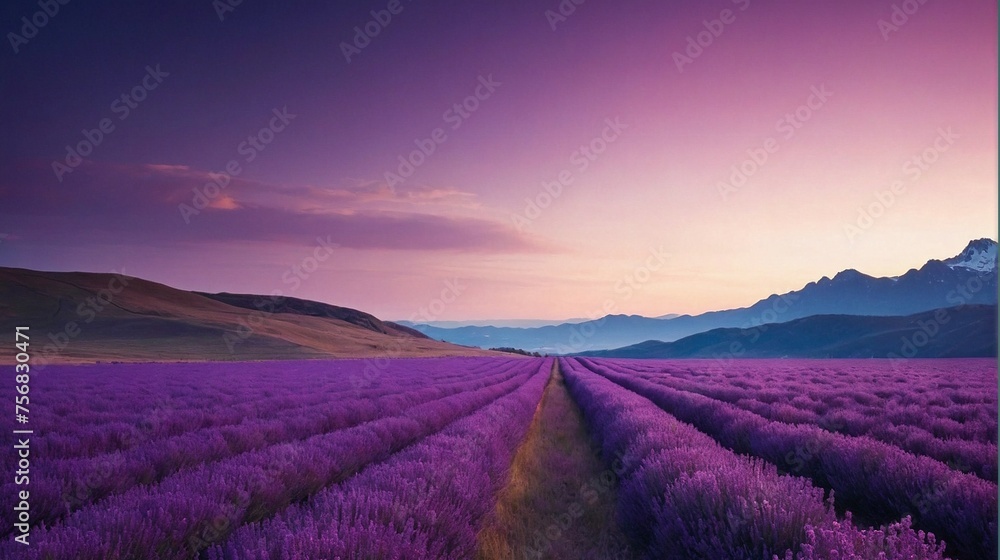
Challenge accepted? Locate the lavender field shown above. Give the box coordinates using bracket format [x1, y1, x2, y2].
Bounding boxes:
[4, 1, 995, 558]
[1, 357, 996, 559]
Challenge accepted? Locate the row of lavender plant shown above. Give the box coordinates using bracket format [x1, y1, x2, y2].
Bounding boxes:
[20, 358, 512, 460]
[207, 358, 552, 559]
[0, 358, 521, 489]
[559, 358, 947, 560]
[598, 359, 997, 480]
[0, 359, 529, 534]
[667, 359, 993, 441]
[575, 358, 996, 560]
[616, 359, 995, 444]
[0, 358, 518, 506]
[1, 359, 540, 559]
[598, 360, 997, 482]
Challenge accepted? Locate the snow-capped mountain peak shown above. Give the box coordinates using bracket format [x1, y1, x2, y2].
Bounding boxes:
[943, 238, 997, 272]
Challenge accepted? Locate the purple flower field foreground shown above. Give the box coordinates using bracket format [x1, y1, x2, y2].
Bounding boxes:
[0, 360, 532, 534]
[207, 360, 550, 559]
[560, 358, 950, 560]
[566, 357, 997, 560]
[1, 358, 544, 559]
[1, 357, 995, 559]
[586, 359, 998, 480]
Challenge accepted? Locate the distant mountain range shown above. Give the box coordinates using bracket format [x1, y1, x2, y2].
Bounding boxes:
[578, 305, 997, 359]
[396, 318, 593, 329]
[409, 239, 998, 353]
[1, 239, 995, 363]
[396, 314, 683, 330]
[0, 268, 491, 364]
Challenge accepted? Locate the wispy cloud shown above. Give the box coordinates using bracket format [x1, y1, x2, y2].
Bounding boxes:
[0, 160, 547, 253]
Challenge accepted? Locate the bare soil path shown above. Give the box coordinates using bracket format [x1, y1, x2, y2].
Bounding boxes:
[476, 362, 635, 560]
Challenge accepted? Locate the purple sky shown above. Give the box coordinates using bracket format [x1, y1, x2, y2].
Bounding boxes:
[0, 0, 996, 321]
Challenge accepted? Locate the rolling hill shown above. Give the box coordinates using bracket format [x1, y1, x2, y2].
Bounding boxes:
[0, 267, 492, 364]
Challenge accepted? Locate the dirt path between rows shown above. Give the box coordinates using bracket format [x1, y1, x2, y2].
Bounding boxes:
[476, 361, 634, 560]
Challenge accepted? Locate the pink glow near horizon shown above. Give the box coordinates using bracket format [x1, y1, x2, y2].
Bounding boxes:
[0, 0, 995, 320]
